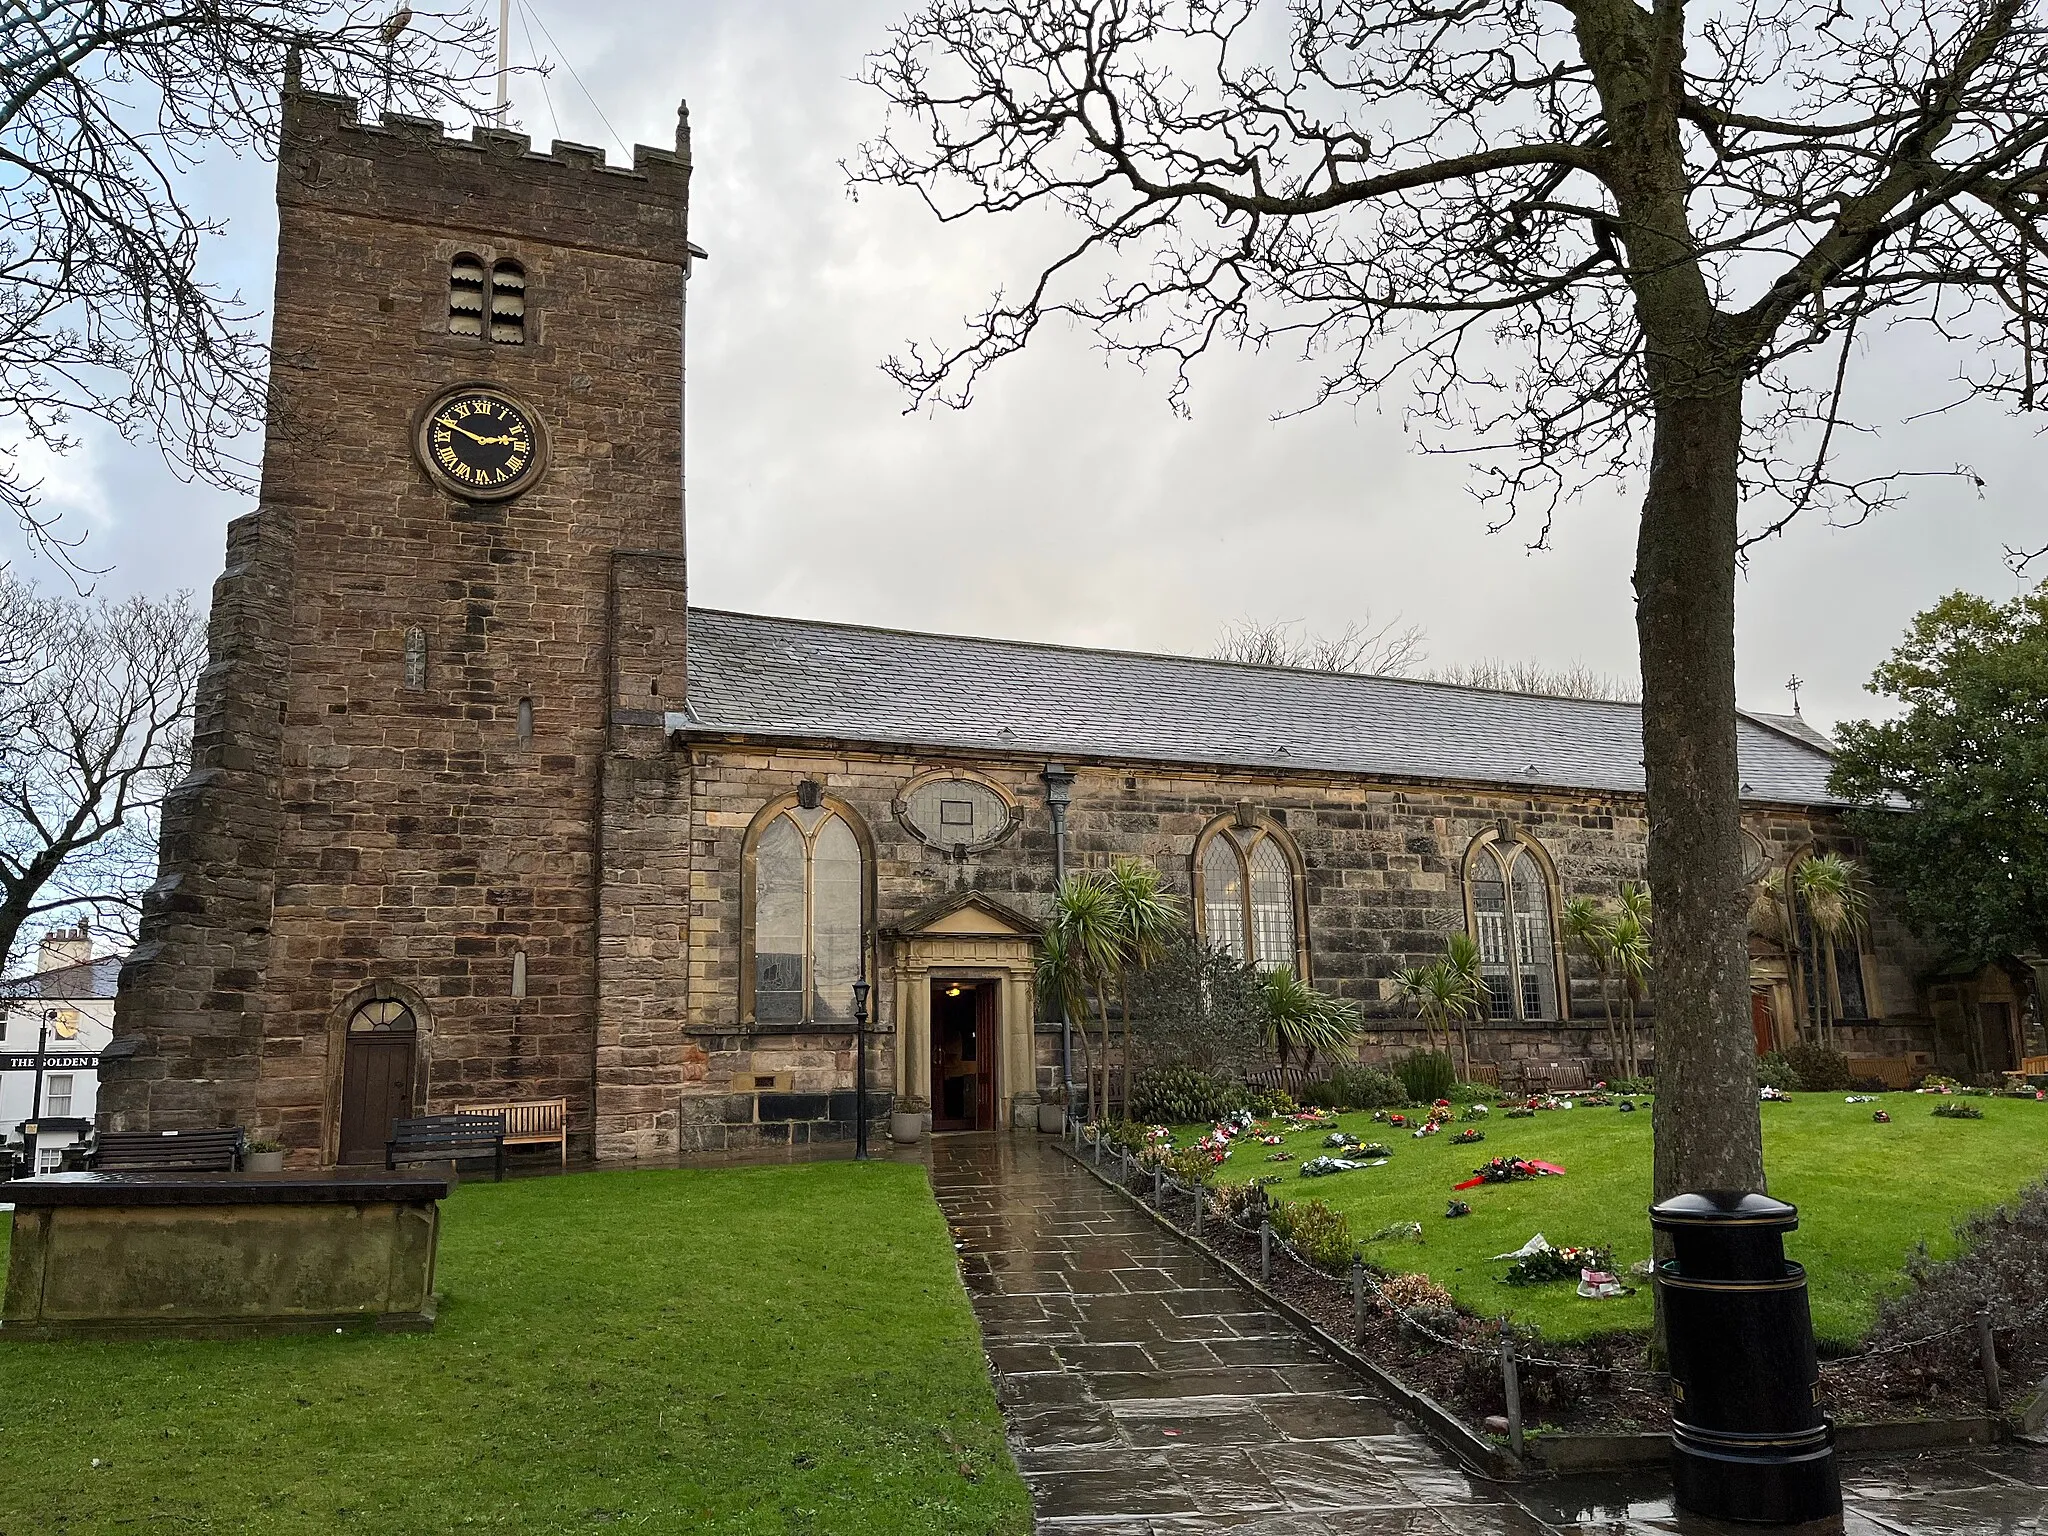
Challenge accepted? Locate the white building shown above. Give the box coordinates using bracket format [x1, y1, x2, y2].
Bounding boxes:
[2, 925, 118, 1175]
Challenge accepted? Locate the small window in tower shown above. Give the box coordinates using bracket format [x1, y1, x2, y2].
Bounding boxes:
[490, 260, 526, 345]
[517, 696, 533, 744]
[448, 254, 485, 337]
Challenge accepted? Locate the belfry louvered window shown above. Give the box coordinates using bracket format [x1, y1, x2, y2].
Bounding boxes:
[448, 254, 486, 336]
[489, 260, 525, 344]
[447, 256, 527, 343]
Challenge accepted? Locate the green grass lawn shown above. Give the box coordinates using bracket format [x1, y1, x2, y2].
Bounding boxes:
[0, 1162, 1029, 1536]
[1199, 1092, 2048, 1347]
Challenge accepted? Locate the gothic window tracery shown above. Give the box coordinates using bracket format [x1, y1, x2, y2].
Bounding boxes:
[747, 801, 867, 1024]
[1466, 836, 1561, 1022]
[1194, 817, 1307, 975]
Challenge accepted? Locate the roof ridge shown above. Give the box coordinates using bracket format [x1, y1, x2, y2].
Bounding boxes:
[689, 606, 1655, 714]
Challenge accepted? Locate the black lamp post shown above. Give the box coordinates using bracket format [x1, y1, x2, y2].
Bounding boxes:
[852, 974, 872, 1162]
[22, 1008, 55, 1175]
[1041, 763, 1075, 1105]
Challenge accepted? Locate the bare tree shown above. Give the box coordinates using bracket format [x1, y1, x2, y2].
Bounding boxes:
[0, 2, 494, 556]
[853, 0, 2048, 1203]
[1425, 658, 1640, 702]
[0, 577, 204, 974]
[1213, 615, 1425, 674]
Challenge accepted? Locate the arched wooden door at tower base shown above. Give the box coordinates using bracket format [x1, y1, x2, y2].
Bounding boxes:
[338, 999, 418, 1163]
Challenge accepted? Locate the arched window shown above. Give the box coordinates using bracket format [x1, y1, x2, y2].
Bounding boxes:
[489, 260, 526, 345]
[1466, 836, 1561, 1021]
[747, 801, 867, 1024]
[449, 254, 486, 336]
[1194, 817, 1306, 975]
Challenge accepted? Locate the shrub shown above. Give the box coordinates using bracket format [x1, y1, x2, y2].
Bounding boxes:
[1784, 1043, 1852, 1092]
[1757, 1052, 1802, 1093]
[1379, 1270, 1459, 1329]
[1444, 1079, 1497, 1104]
[1097, 1120, 1157, 1154]
[1128, 1065, 1245, 1126]
[1605, 1076, 1654, 1095]
[1247, 1087, 1299, 1117]
[1206, 1179, 1270, 1226]
[1269, 1198, 1358, 1274]
[1160, 1144, 1219, 1185]
[1300, 1063, 1405, 1111]
[1394, 1050, 1458, 1104]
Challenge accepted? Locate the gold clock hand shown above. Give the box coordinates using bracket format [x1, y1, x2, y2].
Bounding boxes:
[436, 417, 494, 444]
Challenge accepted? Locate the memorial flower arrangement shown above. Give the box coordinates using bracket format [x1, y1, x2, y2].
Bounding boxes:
[1932, 1101, 1984, 1119]
[1873, 1109, 1892, 1123]
[1453, 1156, 1566, 1189]
[1500, 1240, 1616, 1287]
[1459, 1103, 1490, 1122]
[1450, 1128, 1486, 1145]
[1444, 1199, 1471, 1218]
[1504, 1105, 1536, 1119]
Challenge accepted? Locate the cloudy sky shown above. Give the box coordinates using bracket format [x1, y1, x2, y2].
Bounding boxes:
[6, 0, 2043, 731]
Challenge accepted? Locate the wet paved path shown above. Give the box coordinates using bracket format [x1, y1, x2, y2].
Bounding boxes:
[930, 1133, 2048, 1536]
[930, 1133, 1546, 1534]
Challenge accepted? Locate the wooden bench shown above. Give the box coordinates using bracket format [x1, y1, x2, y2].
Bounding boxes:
[91, 1127, 246, 1173]
[1846, 1053, 1934, 1090]
[386, 1113, 506, 1181]
[468, 1098, 568, 1166]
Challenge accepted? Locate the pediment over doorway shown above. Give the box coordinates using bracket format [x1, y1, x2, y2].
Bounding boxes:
[885, 890, 1043, 941]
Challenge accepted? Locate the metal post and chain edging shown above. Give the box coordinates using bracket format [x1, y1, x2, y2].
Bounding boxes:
[1074, 1122, 2048, 1406]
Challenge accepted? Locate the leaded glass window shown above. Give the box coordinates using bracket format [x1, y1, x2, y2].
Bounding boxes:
[1467, 840, 1559, 1022]
[749, 804, 866, 1024]
[1197, 823, 1304, 973]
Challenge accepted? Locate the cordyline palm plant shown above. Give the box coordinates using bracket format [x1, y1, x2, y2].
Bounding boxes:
[1444, 932, 1485, 1080]
[1392, 940, 1480, 1069]
[1793, 854, 1869, 1050]
[1612, 883, 1653, 1079]
[1260, 966, 1361, 1078]
[1561, 896, 1621, 1075]
[1035, 859, 1184, 1119]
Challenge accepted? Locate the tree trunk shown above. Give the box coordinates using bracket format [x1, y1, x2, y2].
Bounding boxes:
[1640, 384, 1767, 1203]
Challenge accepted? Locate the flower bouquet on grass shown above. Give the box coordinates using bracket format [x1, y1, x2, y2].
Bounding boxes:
[1932, 1101, 1984, 1119]
[1459, 1103, 1490, 1122]
[1499, 1238, 1615, 1287]
[1450, 1128, 1485, 1145]
[1454, 1156, 1565, 1190]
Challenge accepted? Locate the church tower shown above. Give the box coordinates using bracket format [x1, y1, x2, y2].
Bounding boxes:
[102, 86, 697, 1163]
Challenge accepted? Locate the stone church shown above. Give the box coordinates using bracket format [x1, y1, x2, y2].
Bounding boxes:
[99, 88, 1998, 1165]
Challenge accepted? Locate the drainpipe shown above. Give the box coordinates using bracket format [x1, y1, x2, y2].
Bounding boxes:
[1042, 763, 1076, 1105]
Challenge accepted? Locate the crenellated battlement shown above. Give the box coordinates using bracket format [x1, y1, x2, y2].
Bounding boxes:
[280, 87, 693, 265]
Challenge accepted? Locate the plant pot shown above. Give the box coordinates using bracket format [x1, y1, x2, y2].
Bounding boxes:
[243, 1150, 285, 1173]
[890, 1111, 925, 1145]
[1037, 1103, 1066, 1135]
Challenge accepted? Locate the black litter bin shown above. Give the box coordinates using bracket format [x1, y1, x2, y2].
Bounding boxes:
[1650, 1190, 1841, 1525]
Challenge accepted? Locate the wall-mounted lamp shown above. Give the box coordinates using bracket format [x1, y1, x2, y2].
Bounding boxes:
[945, 982, 963, 998]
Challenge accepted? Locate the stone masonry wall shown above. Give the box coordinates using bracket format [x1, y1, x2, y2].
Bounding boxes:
[675, 737, 1936, 1149]
[107, 89, 693, 1163]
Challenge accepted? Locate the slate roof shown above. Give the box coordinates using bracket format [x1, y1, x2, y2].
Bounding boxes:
[675, 609, 1845, 807]
[0, 955, 121, 1003]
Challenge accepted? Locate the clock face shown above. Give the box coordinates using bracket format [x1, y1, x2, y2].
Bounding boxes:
[415, 387, 546, 500]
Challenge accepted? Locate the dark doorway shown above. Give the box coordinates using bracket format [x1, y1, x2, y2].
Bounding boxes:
[931, 979, 996, 1132]
[339, 999, 418, 1163]
[1751, 991, 1777, 1056]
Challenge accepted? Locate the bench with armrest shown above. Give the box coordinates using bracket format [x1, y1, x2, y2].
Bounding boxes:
[386, 1113, 506, 1181]
[467, 1098, 567, 1166]
[1846, 1052, 1935, 1090]
[91, 1127, 246, 1173]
